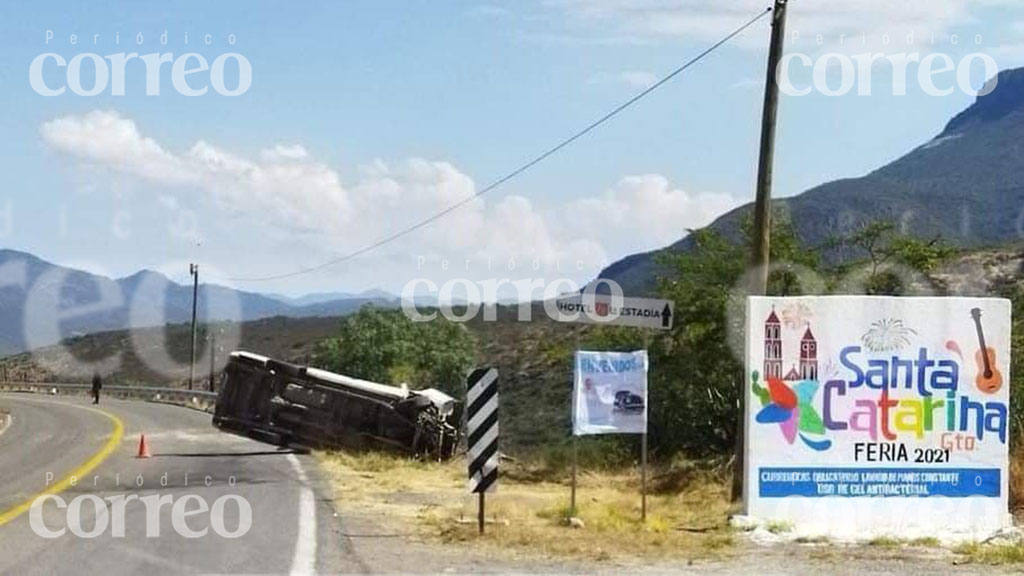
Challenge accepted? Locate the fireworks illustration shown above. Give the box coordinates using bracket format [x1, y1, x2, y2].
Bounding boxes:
[861, 318, 917, 352]
[781, 302, 813, 329]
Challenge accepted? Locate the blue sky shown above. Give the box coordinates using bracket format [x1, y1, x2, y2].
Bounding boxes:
[1, 1, 1023, 297]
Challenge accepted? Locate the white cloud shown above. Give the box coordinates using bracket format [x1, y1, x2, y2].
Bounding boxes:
[186, 139, 353, 234]
[262, 144, 309, 161]
[43, 111, 353, 235]
[564, 174, 740, 256]
[730, 77, 764, 91]
[555, 0, 1020, 51]
[40, 110, 739, 292]
[466, 5, 512, 18]
[41, 110, 189, 185]
[589, 70, 659, 89]
[988, 42, 1024, 68]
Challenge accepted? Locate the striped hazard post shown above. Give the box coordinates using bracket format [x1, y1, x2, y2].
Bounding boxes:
[466, 367, 498, 533]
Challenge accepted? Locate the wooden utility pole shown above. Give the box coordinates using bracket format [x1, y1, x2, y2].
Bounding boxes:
[734, 0, 789, 503]
[209, 329, 217, 392]
[188, 263, 199, 391]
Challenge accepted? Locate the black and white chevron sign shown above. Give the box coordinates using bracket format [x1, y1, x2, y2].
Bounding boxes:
[466, 367, 499, 493]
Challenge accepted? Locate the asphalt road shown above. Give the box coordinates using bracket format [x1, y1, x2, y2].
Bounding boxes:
[0, 393, 358, 575]
[2, 394, 1019, 576]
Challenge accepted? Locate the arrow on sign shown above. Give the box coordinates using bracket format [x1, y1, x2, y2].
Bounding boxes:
[552, 295, 674, 330]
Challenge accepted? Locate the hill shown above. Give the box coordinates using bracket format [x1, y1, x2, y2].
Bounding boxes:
[0, 249, 396, 354]
[0, 315, 342, 386]
[598, 67, 1024, 296]
[0, 298, 593, 453]
[6, 244, 1024, 454]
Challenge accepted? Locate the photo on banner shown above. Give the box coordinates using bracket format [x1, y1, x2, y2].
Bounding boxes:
[573, 350, 648, 436]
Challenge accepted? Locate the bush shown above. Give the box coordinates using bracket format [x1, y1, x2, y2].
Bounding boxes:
[313, 305, 476, 396]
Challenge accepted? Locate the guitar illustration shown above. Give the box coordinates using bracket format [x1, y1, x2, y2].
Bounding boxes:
[969, 307, 1003, 394]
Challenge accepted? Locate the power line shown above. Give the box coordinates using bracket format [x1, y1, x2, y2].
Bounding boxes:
[221, 6, 774, 283]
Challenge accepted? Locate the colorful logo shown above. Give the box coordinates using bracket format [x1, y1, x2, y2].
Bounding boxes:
[752, 371, 832, 451]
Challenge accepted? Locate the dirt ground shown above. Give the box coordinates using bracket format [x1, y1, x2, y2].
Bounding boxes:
[323, 494, 1024, 575]
[315, 452, 1024, 575]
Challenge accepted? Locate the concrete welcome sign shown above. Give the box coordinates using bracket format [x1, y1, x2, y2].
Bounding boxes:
[744, 296, 1012, 539]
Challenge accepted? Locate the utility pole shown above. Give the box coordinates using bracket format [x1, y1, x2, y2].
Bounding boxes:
[188, 263, 199, 391]
[735, 0, 789, 503]
[209, 329, 217, 392]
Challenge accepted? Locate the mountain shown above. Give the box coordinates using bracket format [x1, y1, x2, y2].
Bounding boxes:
[267, 289, 396, 307]
[597, 67, 1024, 296]
[0, 249, 394, 354]
[7, 243, 1021, 450]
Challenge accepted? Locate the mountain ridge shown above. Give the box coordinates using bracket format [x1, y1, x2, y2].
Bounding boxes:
[0, 249, 395, 354]
[596, 66, 1024, 295]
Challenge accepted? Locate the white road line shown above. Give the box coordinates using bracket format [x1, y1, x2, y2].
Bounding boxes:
[287, 453, 318, 576]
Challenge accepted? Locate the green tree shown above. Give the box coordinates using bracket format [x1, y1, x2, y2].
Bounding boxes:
[644, 214, 955, 459]
[991, 279, 1024, 450]
[411, 317, 478, 396]
[649, 211, 822, 456]
[653, 229, 745, 456]
[742, 214, 821, 296]
[827, 220, 955, 295]
[313, 306, 476, 396]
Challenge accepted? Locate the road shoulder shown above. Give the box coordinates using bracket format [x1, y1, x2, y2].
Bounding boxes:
[313, 451, 1023, 575]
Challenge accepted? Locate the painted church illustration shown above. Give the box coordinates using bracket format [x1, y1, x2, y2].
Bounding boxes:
[763, 307, 817, 382]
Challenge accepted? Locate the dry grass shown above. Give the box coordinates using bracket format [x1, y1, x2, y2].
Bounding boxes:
[316, 450, 736, 562]
[313, 433, 1024, 564]
[866, 536, 902, 549]
[962, 443, 1024, 568]
[954, 542, 1024, 565]
[1011, 443, 1024, 511]
[861, 536, 942, 551]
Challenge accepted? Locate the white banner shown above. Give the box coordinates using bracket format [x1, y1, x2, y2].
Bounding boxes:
[744, 296, 1012, 539]
[573, 350, 648, 435]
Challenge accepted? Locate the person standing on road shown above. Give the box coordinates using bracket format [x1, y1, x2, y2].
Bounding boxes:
[91, 372, 102, 404]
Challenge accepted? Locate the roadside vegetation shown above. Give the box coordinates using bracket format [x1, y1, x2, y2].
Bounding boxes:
[4, 212, 1024, 562]
[954, 541, 1024, 565]
[311, 306, 476, 397]
[310, 213, 1024, 563]
[317, 450, 734, 562]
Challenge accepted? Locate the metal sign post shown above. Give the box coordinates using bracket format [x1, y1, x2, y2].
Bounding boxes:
[570, 332, 580, 517]
[570, 434, 578, 515]
[556, 293, 671, 523]
[478, 492, 485, 535]
[641, 432, 648, 521]
[641, 331, 650, 522]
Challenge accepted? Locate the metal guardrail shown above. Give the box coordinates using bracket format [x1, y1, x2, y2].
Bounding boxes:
[0, 382, 218, 411]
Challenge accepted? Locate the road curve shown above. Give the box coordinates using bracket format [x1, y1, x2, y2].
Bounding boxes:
[0, 393, 358, 575]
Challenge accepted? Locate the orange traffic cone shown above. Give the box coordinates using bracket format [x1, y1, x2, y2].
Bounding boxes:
[136, 434, 152, 459]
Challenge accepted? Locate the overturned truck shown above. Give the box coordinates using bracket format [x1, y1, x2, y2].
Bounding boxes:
[213, 351, 461, 459]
